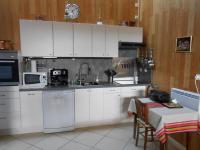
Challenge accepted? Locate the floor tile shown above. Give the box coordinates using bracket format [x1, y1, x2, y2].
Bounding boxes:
[26, 146, 42, 150]
[35, 135, 69, 150]
[123, 139, 142, 150]
[0, 139, 31, 150]
[74, 132, 103, 147]
[15, 133, 49, 145]
[59, 141, 91, 150]
[95, 136, 127, 150]
[0, 135, 15, 149]
[106, 128, 132, 142]
[87, 127, 112, 136]
[55, 131, 81, 140]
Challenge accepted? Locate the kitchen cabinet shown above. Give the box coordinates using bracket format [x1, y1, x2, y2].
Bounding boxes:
[20, 20, 53, 57]
[0, 86, 20, 130]
[118, 26, 143, 43]
[20, 91, 43, 131]
[74, 23, 92, 57]
[75, 88, 104, 125]
[53, 22, 74, 57]
[120, 86, 146, 119]
[90, 88, 104, 121]
[103, 87, 121, 120]
[105, 25, 119, 57]
[75, 89, 90, 124]
[92, 25, 106, 57]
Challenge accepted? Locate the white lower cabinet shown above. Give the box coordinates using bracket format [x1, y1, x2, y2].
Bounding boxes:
[75, 89, 90, 124]
[120, 86, 146, 119]
[0, 87, 20, 130]
[103, 88, 121, 120]
[90, 88, 104, 121]
[0, 112, 20, 130]
[20, 91, 43, 131]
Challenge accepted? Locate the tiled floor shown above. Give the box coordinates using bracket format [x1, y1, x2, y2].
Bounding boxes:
[0, 123, 184, 150]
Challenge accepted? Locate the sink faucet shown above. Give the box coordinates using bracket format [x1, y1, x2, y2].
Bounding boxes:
[79, 63, 91, 85]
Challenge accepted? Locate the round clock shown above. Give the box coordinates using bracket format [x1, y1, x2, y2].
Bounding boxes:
[65, 3, 79, 20]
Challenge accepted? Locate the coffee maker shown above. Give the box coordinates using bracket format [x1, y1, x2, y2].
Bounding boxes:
[50, 69, 68, 86]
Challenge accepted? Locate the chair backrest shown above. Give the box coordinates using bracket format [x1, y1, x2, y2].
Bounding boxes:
[134, 97, 149, 123]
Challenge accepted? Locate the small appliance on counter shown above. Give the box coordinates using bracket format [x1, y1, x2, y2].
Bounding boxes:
[50, 68, 68, 86]
[22, 72, 47, 88]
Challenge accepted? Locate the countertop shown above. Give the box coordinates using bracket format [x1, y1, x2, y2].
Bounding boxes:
[19, 83, 149, 91]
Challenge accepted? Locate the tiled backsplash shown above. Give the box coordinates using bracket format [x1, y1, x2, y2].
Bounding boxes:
[23, 58, 112, 83]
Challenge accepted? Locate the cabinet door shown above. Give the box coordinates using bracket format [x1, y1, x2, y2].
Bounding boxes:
[92, 25, 106, 57]
[75, 89, 90, 123]
[105, 26, 118, 57]
[53, 22, 74, 57]
[90, 88, 104, 121]
[20, 20, 53, 57]
[118, 26, 143, 43]
[20, 91, 43, 130]
[103, 88, 120, 120]
[74, 23, 92, 57]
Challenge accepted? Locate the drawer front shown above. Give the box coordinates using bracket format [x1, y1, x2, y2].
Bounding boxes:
[0, 86, 19, 92]
[121, 86, 146, 93]
[0, 112, 20, 129]
[0, 92, 19, 99]
[0, 99, 20, 112]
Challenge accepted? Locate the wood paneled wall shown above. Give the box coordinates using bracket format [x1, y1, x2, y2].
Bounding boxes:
[140, 0, 200, 149]
[140, 0, 200, 92]
[0, 0, 135, 50]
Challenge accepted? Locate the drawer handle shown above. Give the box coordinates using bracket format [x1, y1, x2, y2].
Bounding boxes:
[28, 94, 35, 96]
[131, 89, 137, 91]
[0, 104, 6, 106]
[0, 117, 6, 119]
[109, 90, 116, 91]
[0, 95, 6, 97]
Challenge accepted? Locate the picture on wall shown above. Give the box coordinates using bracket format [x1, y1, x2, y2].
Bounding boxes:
[176, 36, 192, 52]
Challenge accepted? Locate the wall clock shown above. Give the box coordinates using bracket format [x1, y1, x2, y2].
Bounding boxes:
[65, 3, 79, 20]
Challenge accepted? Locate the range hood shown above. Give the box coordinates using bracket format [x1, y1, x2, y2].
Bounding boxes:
[119, 42, 145, 50]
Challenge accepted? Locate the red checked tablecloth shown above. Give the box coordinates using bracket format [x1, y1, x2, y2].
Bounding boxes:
[128, 98, 199, 143]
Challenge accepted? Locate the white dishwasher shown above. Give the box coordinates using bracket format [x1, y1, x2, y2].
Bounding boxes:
[43, 90, 75, 133]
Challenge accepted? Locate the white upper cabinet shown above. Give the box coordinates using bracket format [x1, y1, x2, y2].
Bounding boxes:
[92, 25, 106, 57]
[20, 20, 53, 57]
[53, 22, 74, 57]
[105, 25, 119, 57]
[118, 26, 143, 43]
[74, 23, 92, 57]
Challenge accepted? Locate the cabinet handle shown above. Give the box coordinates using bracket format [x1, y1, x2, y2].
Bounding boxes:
[0, 117, 6, 120]
[0, 103, 6, 106]
[131, 89, 137, 91]
[28, 94, 35, 96]
[0, 95, 6, 97]
[109, 90, 116, 92]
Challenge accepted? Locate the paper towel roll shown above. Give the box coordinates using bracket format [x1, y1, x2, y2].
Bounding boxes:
[31, 60, 37, 72]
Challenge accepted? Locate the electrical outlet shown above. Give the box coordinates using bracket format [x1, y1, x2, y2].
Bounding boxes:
[195, 74, 200, 80]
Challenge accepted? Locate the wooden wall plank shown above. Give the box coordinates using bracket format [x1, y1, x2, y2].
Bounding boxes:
[140, 0, 200, 149]
[0, 0, 136, 49]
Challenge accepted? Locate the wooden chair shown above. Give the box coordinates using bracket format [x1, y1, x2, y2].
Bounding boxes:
[134, 97, 154, 150]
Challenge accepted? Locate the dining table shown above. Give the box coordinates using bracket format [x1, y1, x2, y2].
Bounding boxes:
[128, 97, 200, 150]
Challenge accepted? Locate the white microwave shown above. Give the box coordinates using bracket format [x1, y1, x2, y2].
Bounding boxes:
[22, 72, 47, 88]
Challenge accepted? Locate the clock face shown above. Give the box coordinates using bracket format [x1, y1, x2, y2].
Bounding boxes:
[65, 4, 79, 20]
